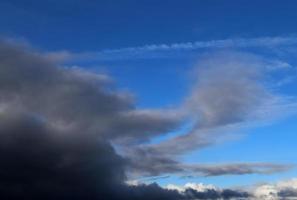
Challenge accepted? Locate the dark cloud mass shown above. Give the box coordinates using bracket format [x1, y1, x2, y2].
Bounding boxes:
[0, 114, 125, 199]
[0, 40, 182, 143]
[278, 188, 297, 199]
[183, 188, 250, 200]
[0, 40, 186, 200]
[0, 40, 292, 200]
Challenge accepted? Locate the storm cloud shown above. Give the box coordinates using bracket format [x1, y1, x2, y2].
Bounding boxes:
[0, 40, 183, 199]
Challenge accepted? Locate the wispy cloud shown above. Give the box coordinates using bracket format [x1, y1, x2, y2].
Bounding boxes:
[44, 36, 297, 62]
[102, 36, 297, 53]
[120, 51, 297, 179]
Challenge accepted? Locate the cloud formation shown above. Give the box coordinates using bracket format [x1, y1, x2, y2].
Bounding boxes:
[0, 40, 184, 199]
[0, 39, 295, 199]
[122, 51, 296, 178]
[0, 40, 182, 144]
[251, 178, 297, 199]
[186, 52, 268, 127]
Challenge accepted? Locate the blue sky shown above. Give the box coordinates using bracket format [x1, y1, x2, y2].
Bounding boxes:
[3, 0, 297, 51]
[2, 0, 297, 191]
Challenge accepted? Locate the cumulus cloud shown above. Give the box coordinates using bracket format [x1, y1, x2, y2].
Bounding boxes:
[251, 178, 297, 200]
[166, 182, 217, 192]
[0, 40, 182, 143]
[0, 39, 186, 199]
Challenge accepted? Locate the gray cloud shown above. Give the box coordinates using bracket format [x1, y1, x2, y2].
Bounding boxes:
[0, 40, 185, 199]
[278, 189, 297, 199]
[188, 163, 292, 177]
[153, 51, 272, 154]
[0, 40, 181, 143]
[185, 51, 269, 128]
[122, 51, 295, 178]
[127, 147, 291, 177]
[183, 188, 250, 200]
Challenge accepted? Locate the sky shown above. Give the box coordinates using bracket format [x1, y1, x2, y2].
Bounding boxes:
[1, 0, 297, 199]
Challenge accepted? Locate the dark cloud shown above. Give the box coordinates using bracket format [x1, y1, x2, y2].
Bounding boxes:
[0, 114, 255, 200]
[0, 40, 182, 199]
[126, 147, 184, 177]
[278, 188, 297, 199]
[183, 188, 250, 200]
[0, 114, 125, 199]
[0, 40, 181, 143]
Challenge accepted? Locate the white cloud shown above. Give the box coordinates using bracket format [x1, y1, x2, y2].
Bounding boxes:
[102, 36, 297, 53]
[166, 182, 217, 193]
[252, 178, 297, 200]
